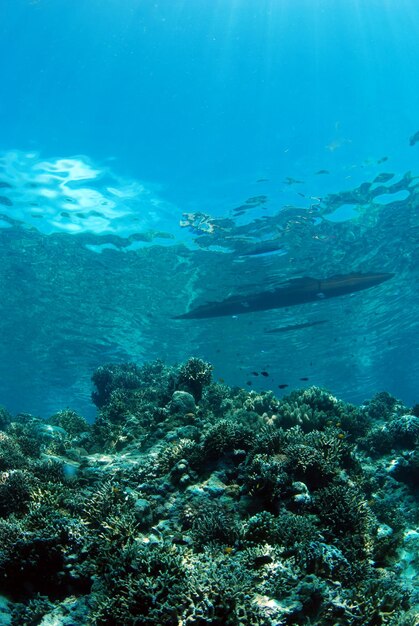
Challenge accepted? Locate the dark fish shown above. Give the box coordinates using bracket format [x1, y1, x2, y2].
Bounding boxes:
[278, 384, 289, 389]
[246, 195, 267, 205]
[253, 554, 273, 566]
[300, 377, 309, 381]
[409, 131, 419, 146]
[373, 172, 395, 184]
[173, 272, 394, 320]
[256, 178, 269, 183]
[237, 240, 285, 257]
[260, 371, 269, 377]
[315, 170, 329, 175]
[0, 196, 13, 206]
[284, 177, 304, 185]
[377, 156, 388, 163]
[246, 381, 252, 386]
[234, 196, 267, 214]
[266, 320, 328, 334]
[251, 371, 259, 376]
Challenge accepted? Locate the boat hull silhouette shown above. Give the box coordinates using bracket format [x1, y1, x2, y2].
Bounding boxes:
[173, 272, 394, 319]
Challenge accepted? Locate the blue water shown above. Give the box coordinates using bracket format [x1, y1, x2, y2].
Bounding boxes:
[0, 0, 418, 418]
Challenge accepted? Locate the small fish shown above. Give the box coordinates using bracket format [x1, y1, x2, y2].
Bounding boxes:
[266, 320, 328, 334]
[377, 156, 388, 163]
[278, 384, 289, 389]
[315, 169, 329, 175]
[283, 177, 304, 185]
[237, 240, 285, 258]
[409, 130, 419, 146]
[260, 371, 269, 377]
[256, 178, 269, 183]
[251, 371, 259, 376]
[300, 377, 309, 381]
[246, 381, 252, 386]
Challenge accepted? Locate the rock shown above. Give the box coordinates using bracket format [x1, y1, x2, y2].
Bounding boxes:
[133, 498, 152, 525]
[168, 391, 196, 415]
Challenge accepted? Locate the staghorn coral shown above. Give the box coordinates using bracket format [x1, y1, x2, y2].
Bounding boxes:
[200, 381, 234, 417]
[314, 482, 378, 558]
[0, 432, 27, 471]
[387, 414, 419, 448]
[242, 390, 280, 416]
[242, 452, 290, 503]
[188, 498, 241, 549]
[11, 595, 55, 626]
[278, 386, 345, 431]
[91, 363, 144, 408]
[203, 418, 255, 459]
[0, 406, 12, 431]
[284, 427, 351, 489]
[177, 357, 212, 402]
[0, 469, 34, 517]
[157, 437, 202, 475]
[47, 408, 90, 437]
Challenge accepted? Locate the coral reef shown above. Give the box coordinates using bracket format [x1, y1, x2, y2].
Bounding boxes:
[0, 358, 417, 625]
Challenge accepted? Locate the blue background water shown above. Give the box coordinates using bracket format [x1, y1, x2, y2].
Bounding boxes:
[3, 0, 419, 205]
[0, 0, 418, 418]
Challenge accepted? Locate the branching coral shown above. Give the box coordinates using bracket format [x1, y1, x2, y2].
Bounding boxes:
[177, 357, 212, 402]
[91, 363, 144, 408]
[203, 418, 255, 460]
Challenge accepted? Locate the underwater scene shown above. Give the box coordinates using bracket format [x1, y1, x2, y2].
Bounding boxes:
[0, 1, 418, 624]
